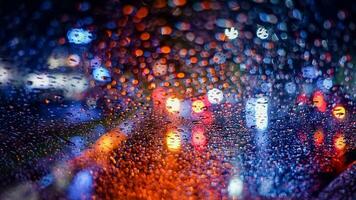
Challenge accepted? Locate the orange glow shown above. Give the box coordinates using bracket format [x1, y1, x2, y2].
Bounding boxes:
[176, 72, 185, 79]
[173, 0, 187, 6]
[154, 0, 167, 8]
[140, 32, 150, 41]
[166, 97, 181, 113]
[312, 91, 327, 112]
[161, 26, 172, 35]
[136, 7, 149, 18]
[192, 100, 205, 113]
[160, 46, 171, 54]
[123, 5, 135, 15]
[314, 129, 324, 147]
[332, 105, 346, 120]
[334, 134, 346, 150]
[166, 130, 181, 152]
[135, 49, 143, 57]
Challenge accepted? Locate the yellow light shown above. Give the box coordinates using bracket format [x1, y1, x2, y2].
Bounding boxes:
[192, 100, 205, 113]
[166, 130, 181, 152]
[332, 105, 346, 120]
[166, 97, 181, 113]
[334, 134, 346, 150]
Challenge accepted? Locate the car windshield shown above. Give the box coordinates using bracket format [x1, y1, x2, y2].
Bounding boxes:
[0, 0, 355, 199]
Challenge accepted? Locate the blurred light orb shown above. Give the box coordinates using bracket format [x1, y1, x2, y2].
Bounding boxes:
[207, 88, 224, 104]
[39, 174, 54, 189]
[68, 170, 93, 200]
[312, 91, 327, 112]
[166, 130, 181, 152]
[90, 57, 101, 68]
[334, 134, 346, 150]
[66, 54, 81, 67]
[67, 28, 93, 44]
[246, 97, 269, 131]
[302, 66, 318, 79]
[228, 177, 243, 197]
[332, 105, 346, 120]
[261, 82, 272, 93]
[179, 100, 191, 118]
[314, 130, 324, 146]
[256, 26, 269, 39]
[192, 100, 205, 113]
[224, 27, 239, 39]
[255, 97, 269, 131]
[166, 97, 181, 113]
[92, 67, 111, 82]
[323, 78, 333, 90]
[191, 126, 207, 150]
[285, 82, 296, 94]
[213, 52, 226, 64]
[0, 65, 11, 85]
[152, 59, 168, 76]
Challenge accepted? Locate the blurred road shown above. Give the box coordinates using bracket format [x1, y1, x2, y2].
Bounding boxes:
[31, 104, 355, 199]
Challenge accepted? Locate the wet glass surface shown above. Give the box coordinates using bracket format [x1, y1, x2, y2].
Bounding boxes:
[0, 0, 355, 199]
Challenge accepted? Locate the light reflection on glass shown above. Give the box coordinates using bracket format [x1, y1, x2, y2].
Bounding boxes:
[166, 129, 181, 152]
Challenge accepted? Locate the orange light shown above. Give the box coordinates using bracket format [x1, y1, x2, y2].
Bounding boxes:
[160, 46, 171, 54]
[160, 26, 172, 35]
[166, 130, 181, 152]
[332, 105, 346, 120]
[314, 129, 324, 147]
[176, 72, 185, 79]
[94, 129, 126, 153]
[135, 7, 149, 19]
[166, 97, 181, 113]
[313, 91, 327, 112]
[192, 100, 205, 113]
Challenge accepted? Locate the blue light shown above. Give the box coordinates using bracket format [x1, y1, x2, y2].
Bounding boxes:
[285, 82, 296, 94]
[68, 170, 93, 200]
[92, 67, 111, 82]
[67, 28, 93, 44]
[38, 174, 54, 189]
[302, 66, 318, 79]
[69, 136, 86, 157]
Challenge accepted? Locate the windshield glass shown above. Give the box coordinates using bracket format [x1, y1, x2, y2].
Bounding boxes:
[0, 0, 355, 199]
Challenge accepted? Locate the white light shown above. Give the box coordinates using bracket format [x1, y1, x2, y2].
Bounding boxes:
[26, 73, 51, 89]
[245, 97, 269, 131]
[207, 88, 224, 104]
[256, 27, 269, 39]
[25, 73, 89, 99]
[255, 97, 268, 131]
[0, 65, 11, 85]
[228, 177, 243, 197]
[224, 27, 239, 40]
[166, 97, 181, 113]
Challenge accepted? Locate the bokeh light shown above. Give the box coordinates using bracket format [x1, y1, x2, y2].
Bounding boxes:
[332, 105, 346, 120]
[166, 130, 181, 152]
[166, 97, 181, 113]
[192, 100, 205, 113]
